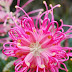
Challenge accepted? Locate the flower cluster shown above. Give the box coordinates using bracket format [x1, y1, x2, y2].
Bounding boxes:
[3, 1, 72, 72]
[0, 0, 43, 49]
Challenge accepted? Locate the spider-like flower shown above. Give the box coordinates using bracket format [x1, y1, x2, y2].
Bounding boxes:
[3, 1, 72, 72]
[0, 0, 43, 49]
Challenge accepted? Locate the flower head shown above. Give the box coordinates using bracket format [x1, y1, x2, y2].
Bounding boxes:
[3, 1, 72, 72]
[0, 0, 43, 49]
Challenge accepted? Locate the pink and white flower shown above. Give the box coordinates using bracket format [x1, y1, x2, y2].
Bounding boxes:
[0, 0, 43, 49]
[3, 1, 72, 72]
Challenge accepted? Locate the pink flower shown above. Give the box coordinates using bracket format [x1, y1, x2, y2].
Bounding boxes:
[0, 0, 43, 34]
[0, 0, 43, 49]
[3, 1, 72, 72]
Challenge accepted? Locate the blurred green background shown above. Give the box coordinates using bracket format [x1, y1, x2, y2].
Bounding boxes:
[0, 0, 72, 72]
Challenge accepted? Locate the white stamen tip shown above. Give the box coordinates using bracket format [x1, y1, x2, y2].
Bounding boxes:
[26, 62, 30, 66]
[49, 4, 52, 7]
[58, 4, 61, 7]
[60, 19, 62, 22]
[15, 6, 18, 8]
[43, 1, 46, 4]
[41, 64, 45, 68]
[17, 43, 21, 46]
[52, 52, 56, 56]
[41, 9, 44, 12]
[70, 58, 72, 61]
[39, 11, 42, 14]
[7, 17, 10, 19]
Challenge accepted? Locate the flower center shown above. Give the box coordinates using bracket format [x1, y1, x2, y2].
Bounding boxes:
[30, 42, 43, 56]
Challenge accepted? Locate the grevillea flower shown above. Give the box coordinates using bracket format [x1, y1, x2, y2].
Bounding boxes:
[3, 1, 72, 72]
[0, 0, 43, 49]
[0, 0, 43, 35]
